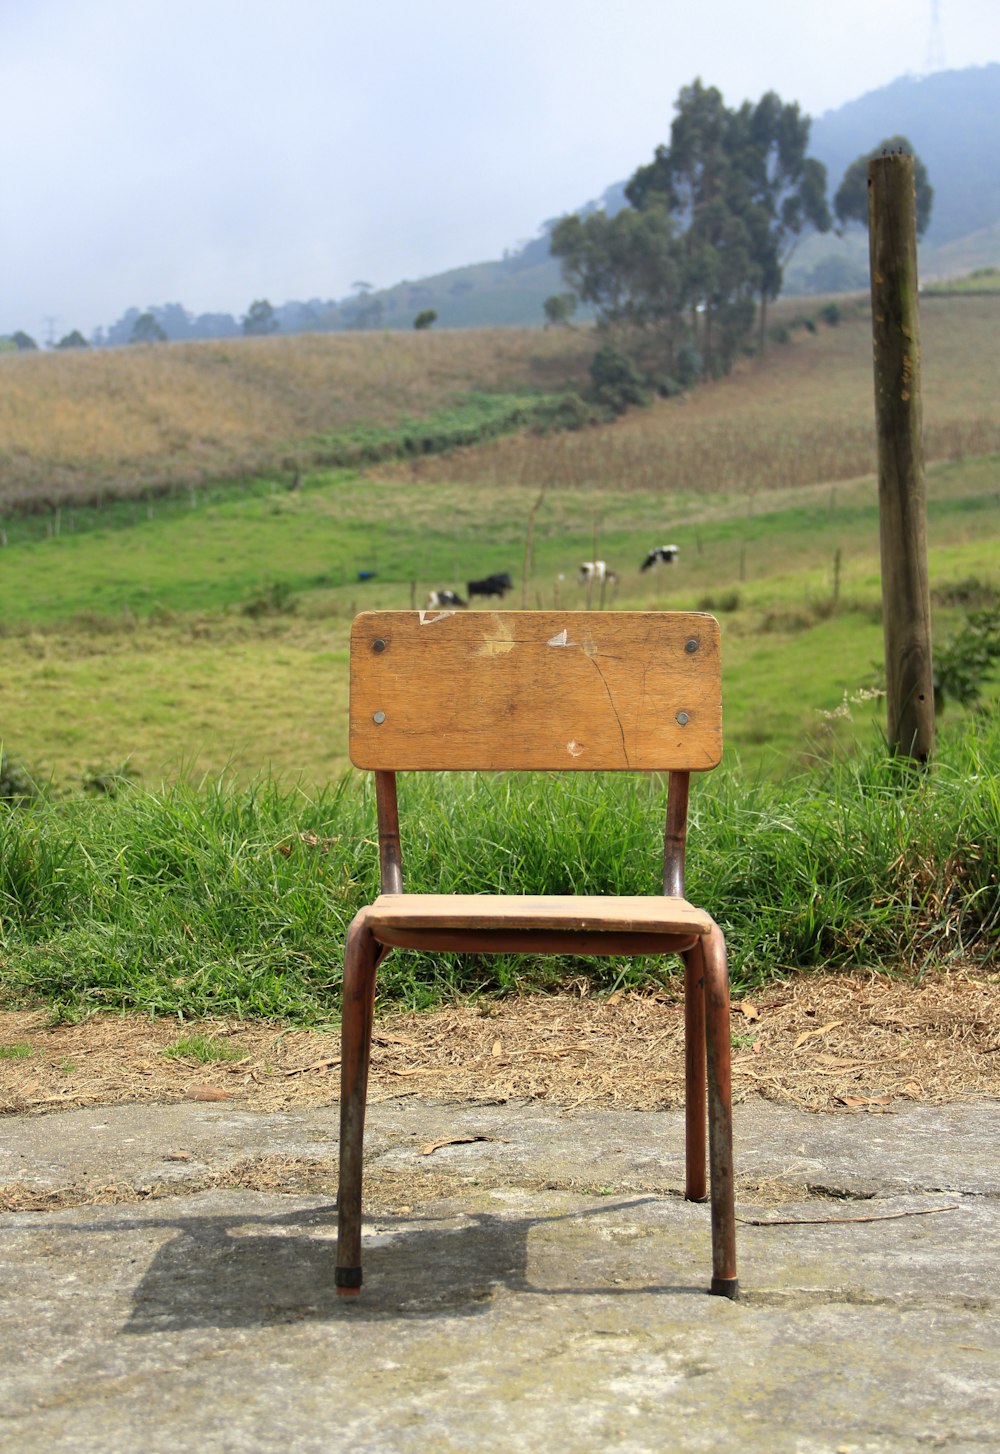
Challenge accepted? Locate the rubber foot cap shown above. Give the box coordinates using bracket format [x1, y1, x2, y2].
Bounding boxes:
[710, 1276, 739, 1300]
[336, 1267, 363, 1290]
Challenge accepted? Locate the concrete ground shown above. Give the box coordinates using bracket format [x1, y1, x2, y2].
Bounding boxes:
[1, 1095, 998, 1453]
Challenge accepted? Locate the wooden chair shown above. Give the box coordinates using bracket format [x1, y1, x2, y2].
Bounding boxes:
[336, 609, 738, 1299]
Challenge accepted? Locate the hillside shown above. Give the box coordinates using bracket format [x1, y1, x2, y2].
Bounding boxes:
[4, 292, 1000, 520]
[308, 66, 1000, 322]
[0, 327, 593, 512]
[809, 65, 1000, 246]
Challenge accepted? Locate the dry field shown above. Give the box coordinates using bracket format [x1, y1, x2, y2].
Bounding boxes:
[5, 293, 1000, 520]
[0, 327, 593, 510]
[381, 295, 1000, 495]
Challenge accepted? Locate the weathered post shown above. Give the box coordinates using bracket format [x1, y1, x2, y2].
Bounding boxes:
[868, 153, 935, 763]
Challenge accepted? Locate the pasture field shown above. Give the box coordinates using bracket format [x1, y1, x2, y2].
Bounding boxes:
[0, 452, 997, 788]
[1, 290, 998, 789]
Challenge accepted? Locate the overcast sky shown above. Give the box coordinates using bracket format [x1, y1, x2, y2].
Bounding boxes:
[3, 0, 1000, 339]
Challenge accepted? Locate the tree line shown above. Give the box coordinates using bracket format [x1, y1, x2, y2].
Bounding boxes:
[548, 79, 932, 389]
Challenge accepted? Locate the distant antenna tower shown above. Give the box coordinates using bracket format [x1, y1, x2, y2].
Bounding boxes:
[926, 0, 946, 72]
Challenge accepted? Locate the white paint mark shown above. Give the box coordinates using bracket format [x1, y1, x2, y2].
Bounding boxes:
[566, 739, 584, 757]
[476, 615, 516, 656]
[547, 629, 570, 647]
[418, 610, 455, 625]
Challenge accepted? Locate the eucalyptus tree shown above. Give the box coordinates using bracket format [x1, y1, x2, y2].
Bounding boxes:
[551, 79, 831, 381]
[834, 136, 933, 236]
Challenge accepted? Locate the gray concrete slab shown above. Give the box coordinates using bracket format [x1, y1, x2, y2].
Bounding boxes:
[2, 1097, 998, 1453]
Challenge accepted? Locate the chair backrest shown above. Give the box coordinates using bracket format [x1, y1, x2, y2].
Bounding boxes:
[350, 610, 722, 773]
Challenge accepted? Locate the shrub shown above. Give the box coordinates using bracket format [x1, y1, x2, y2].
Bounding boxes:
[241, 580, 298, 618]
[676, 343, 703, 388]
[656, 375, 684, 399]
[934, 605, 1000, 711]
[588, 346, 650, 414]
[697, 591, 742, 613]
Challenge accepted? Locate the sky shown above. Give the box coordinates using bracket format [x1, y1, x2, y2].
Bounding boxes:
[3, 0, 1000, 340]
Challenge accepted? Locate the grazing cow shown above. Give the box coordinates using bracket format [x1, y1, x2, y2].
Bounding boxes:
[426, 589, 467, 609]
[467, 571, 513, 600]
[640, 544, 680, 571]
[578, 560, 618, 586]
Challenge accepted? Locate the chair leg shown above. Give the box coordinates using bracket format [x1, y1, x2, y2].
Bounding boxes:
[700, 922, 739, 1299]
[336, 910, 379, 1295]
[682, 950, 707, 1202]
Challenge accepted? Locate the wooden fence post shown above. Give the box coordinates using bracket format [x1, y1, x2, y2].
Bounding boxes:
[868, 152, 935, 763]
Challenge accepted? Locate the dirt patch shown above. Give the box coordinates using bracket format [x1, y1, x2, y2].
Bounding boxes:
[2, 966, 998, 1120]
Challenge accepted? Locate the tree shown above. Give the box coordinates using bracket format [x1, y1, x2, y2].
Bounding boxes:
[413, 309, 437, 330]
[130, 312, 168, 344]
[550, 203, 686, 364]
[626, 81, 830, 358]
[739, 91, 831, 347]
[834, 136, 933, 236]
[542, 293, 577, 327]
[55, 330, 89, 349]
[242, 299, 278, 336]
[11, 330, 38, 351]
[552, 81, 829, 387]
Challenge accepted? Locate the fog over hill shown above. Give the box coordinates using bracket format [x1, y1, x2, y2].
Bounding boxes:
[809, 64, 1000, 245]
[12, 64, 998, 348]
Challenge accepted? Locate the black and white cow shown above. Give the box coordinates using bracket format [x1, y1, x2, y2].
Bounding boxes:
[467, 571, 513, 600]
[640, 544, 680, 571]
[426, 589, 467, 609]
[578, 560, 618, 586]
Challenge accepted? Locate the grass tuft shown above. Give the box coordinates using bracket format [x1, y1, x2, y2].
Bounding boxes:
[0, 1042, 33, 1059]
[162, 1033, 244, 1063]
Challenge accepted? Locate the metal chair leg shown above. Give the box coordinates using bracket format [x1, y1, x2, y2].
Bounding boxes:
[336, 911, 379, 1295]
[701, 921, 739, 1299]
[683, 949, 707, 1202]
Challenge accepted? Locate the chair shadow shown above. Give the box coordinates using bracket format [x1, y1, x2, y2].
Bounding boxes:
[75, 1196, 704, 1332]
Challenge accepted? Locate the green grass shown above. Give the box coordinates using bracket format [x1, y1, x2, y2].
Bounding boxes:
[2, 711, 997, 1022]
[162, 1033, 244, 1063]
[0, 450, 995, 786]
[924, 267, 1000, 296]
[0, 1042, 33, 1059]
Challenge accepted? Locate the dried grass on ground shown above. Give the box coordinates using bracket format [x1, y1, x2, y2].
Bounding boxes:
[2, 968, 997, 1121]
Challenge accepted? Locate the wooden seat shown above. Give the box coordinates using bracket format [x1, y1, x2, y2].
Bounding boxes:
[336, 610, 738, 1299]
[367, 892, 714, 933]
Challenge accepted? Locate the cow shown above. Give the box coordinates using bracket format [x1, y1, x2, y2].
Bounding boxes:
[426, 589, 467, 609]
[640, 544, 681, 571]
[467, 571, 513, 600]
[578, 560, 618, 586]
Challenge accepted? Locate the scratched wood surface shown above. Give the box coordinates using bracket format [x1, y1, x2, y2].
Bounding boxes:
[350, 611, 722, 771]
[364, 893, 713, 934]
